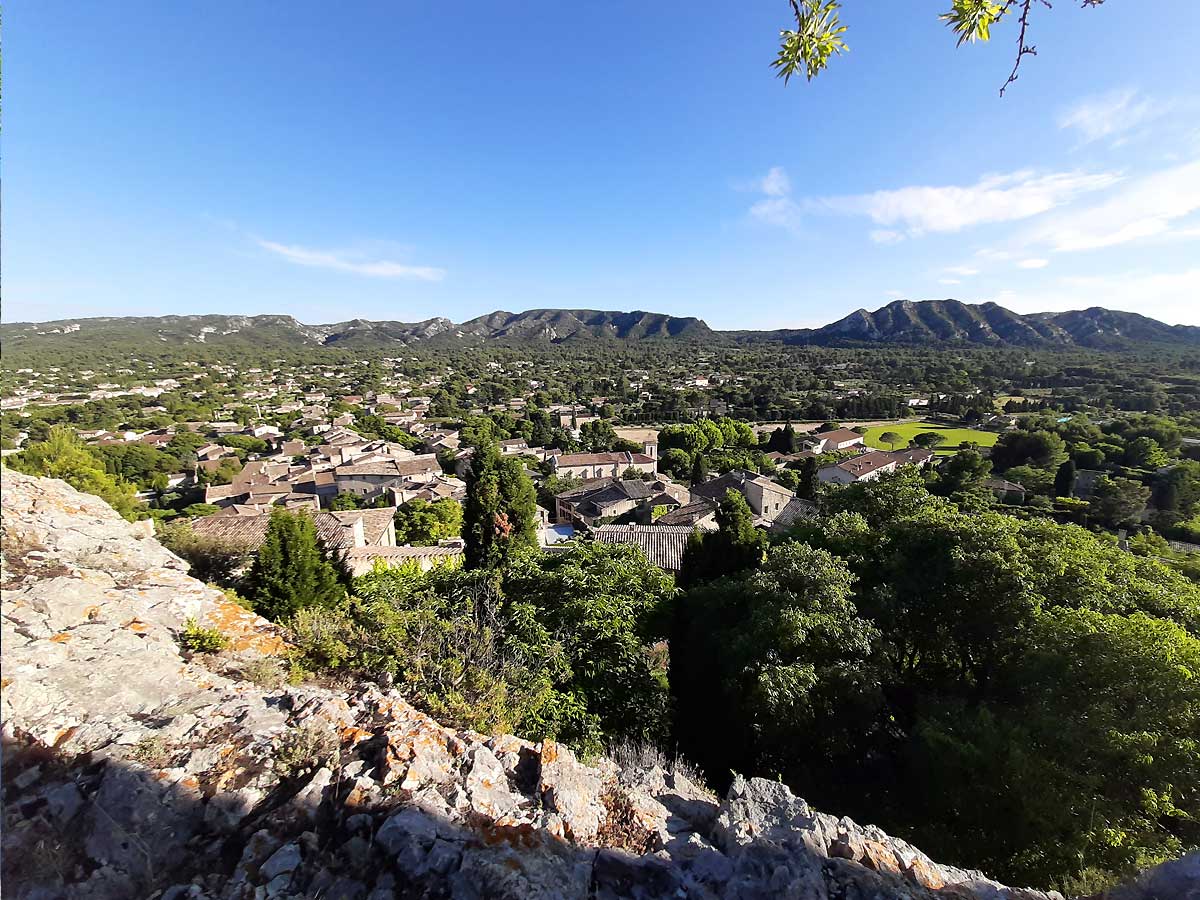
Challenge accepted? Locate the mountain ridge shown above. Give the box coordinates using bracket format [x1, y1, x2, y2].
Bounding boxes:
[3, 301, 1198, 351]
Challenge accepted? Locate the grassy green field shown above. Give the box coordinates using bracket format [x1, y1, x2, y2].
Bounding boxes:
[863, 422, 999, 454]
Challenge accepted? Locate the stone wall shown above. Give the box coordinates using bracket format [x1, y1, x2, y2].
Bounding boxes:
[1, 470, 1192, 899]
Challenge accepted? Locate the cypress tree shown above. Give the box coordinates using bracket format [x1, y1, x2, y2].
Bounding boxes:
[690, 453, 709, 487]
[782, 422, 798, 453]
[246, 509, 346, 621]
[797, 457, 819, 500]
[1054, 459, 1077, 498]
[463, 441, 538, 570]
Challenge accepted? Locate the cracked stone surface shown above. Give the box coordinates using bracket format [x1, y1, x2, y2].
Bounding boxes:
[2, 470, 1191, 899]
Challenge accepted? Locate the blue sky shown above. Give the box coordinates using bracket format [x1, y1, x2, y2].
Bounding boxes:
[6, 1, 1200, 328]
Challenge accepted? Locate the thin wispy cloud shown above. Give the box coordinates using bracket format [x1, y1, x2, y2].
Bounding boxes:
[944, 265, 979, 277]
[1017, 258, 1049, 269]
[748, 167, 802, 230]
[996, 268, 1200, 325]
[748, 167, 1119, 240]
[822, 170, 1120, 237]
[256, 239, 446, 281]
[1058, 89, 1165, 144]
[1021, 159, 1200, 252]
[759, 166, 791, 197]
[939, 278, 961, 286]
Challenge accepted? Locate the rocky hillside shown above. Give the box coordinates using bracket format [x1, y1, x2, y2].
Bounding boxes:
[0, 309, 714, 355]
[736, 300, 1200, 349]
[4, 302, 1196, 356]
[2, 470, 1194, 900]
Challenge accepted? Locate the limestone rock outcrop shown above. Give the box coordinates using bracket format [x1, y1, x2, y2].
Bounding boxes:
[1, 470, 1191, 899]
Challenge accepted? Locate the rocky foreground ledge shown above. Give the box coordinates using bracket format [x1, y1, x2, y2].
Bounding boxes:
[2, 470, 1195, 900]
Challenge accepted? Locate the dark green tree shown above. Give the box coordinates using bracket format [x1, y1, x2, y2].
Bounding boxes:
[673, 540, 880, 797]
[934, 448, 992, 499]
[679, 490, 767, 588]
[1090, 476, 1152, 529]
[246, 509, 347, 621]
[878, 430, 904, 450]
[463, 440, 538, 570]
[1054, 459, 1077, 498]
[991, 430, 1069, 472]
[796, 456, 819, 500]
[504, 543, 676, 744]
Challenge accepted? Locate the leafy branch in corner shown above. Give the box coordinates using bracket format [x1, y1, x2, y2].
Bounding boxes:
[774, 0, 1107, 94]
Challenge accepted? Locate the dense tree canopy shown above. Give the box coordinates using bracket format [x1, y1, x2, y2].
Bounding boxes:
[675, 471, 1200, 888]
[9, 425, 141, 520]
[393, 497, 463, 545]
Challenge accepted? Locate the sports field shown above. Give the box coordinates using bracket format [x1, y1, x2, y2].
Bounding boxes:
[862, 423, 999, 454]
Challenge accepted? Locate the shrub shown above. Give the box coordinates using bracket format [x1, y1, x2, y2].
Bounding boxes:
[129, 735, 174, 768]
[276, 722, 340, 777]
[240, 656, 288, 689]
[158, 522, 253, 589]
[178, 617, 230, 654]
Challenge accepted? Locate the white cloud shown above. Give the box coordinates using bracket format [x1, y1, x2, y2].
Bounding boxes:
[760, 166, 791, 197]
[748, 167, 1117, 240]
[1059, 89, 1164, 144]
[256, 239, 446, 281]
[944, 265, 979, 276]
[1023, 159, 1200, 252]
[749, 196, 802, 230]
[819, 169, 1118, 237]
[995, 268, 1200, 326]
[1017, 258, 1049, 269]
[747, 167, 803, 230]
[939, 278, 962, 285]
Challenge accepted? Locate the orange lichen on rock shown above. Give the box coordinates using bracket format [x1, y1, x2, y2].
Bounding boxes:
[202, 595, 289, 655]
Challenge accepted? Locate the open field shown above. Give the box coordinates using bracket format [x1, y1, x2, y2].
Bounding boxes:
[749, 419, 907, 436]
[863, 422, 1000, 454]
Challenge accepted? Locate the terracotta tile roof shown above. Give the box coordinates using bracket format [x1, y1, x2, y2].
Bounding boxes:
[656, 499, 718, 527]
[691, 469, 791, 504]
[813, 428, 866, 446]
[887, 448, 936, 465]
[326, 508, 397, 548]
[769, 497, 819, 532]
[190, 507, 397, 552]
[335, 455, 440, 478]
[556, 452, 655, 467]
[593, 524, 696, 571]
[203, 483, 246, 502]
[830, 451, 897, 477]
